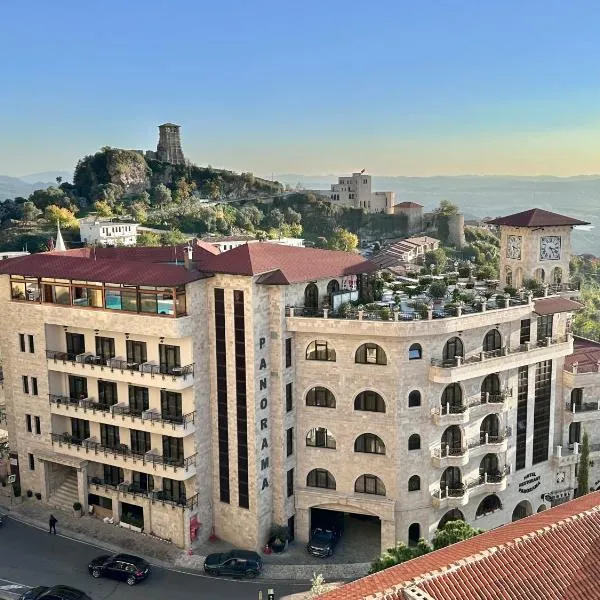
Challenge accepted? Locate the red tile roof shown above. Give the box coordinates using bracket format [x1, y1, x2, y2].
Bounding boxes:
[395, 202, 423, 209]
[0, 253, 205, 287]
[321, 492, 600, 600]
[565, 336, 600, 373]
[202, 242, 377, 283]
[487, 208, 590, 227]
[533, 296, 583, 315]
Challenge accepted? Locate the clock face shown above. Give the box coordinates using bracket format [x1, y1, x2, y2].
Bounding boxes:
[540, 236, 561, 261]
[506, 235, 522, 260]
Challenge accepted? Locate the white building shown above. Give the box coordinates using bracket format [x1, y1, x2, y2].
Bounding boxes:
[0, 251, 30, 261]
[79, 218, 139, 247]
[330, 172, 395, 214]
[203, 236, 305, 253]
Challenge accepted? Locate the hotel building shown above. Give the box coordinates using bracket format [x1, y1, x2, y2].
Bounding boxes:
[329, 172, 395, 214]
[0, 208, 598, 555]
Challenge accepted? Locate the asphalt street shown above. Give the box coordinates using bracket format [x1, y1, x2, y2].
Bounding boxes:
[0, 517, 310, 600]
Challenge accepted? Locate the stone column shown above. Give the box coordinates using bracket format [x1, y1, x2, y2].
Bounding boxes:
[380, 519, 396, 553]
[76, 462, 89, 513]
[295, 507, 310, 543]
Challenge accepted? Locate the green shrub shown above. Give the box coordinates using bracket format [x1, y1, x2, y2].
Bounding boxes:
[73, 501, 82, 511]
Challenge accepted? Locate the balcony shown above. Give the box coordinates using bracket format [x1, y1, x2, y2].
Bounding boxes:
[431, 445, 469, 468]
[87, 477, 198, 510]
[466, 466, 510, 498]
[46, 350, 194, 391]
[429, 335, 572, 384]
[467, 428, 511, 458]
[50, 432, 196, 481]
[431, 485, 469, 509]
[564, 401, 600, 422]
[467, 390, 511, 417]
[48, 394, 195, 437]
[431, 404, 469, 426]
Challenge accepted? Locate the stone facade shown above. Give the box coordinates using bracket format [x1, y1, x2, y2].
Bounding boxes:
[156, 123, 185, 165]
[329, 173, 395, 214]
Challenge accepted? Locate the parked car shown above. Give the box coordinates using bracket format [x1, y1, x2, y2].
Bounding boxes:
[204, 550, 263, 578]
[19, 586, 92, 600]
[306, 527, 340, 558]
[88, 553, 150, 586]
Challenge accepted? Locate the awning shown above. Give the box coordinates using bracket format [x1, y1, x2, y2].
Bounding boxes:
[533, 297, 583, 315]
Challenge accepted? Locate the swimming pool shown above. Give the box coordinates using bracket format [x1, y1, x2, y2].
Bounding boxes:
[105, 293, 174, 315]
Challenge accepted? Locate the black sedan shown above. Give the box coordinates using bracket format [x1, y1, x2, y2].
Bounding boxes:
[307, 527, 339, 558]
[204, 550, 263, 578]
[88, 553, 150, 586]
[19, 586, 92, 600]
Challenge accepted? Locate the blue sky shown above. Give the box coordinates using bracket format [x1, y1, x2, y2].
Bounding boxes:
[2, 0, 600, 177]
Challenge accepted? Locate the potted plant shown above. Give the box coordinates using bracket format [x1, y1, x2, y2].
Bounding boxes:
[26, 489, 33, 498]
[269, 525, 289, 553]
[73, 501, 82, 517]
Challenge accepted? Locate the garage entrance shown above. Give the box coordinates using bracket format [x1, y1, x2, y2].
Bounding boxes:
[310, 507, 381, 562]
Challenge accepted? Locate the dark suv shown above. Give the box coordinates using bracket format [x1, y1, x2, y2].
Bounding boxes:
[204, 550, 263, 578]
[307, 527, 340, 557]
[19, 586, 92, 600]
[88, 553, 150, 585]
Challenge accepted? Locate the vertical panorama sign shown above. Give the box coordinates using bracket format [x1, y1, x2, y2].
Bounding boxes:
[257, 336, 270, 491]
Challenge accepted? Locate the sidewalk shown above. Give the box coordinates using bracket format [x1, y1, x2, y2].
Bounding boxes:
[0, 498, 369, 581]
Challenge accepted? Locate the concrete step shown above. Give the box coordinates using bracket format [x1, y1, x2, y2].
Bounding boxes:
[49, 475, 79, 509]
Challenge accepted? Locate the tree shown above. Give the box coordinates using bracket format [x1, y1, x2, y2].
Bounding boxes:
[475, 265, 498, 281]
[173, 177, 195, 203]
[284, 207, 302, 225]
[236, 205, 263, 231]
[370, 539, 432, 574]
[152, 183, 172, 207]
[56, 176, 63, 185]
[43, 205, 78, 229]
[424, 248, 447, 273]
[268, 208, 285, 230]
[577, 431, 590, 497]
[129, 201, 148, 224]
[28, 186, 74, 211]
[160, 229, 188, 246]
[21, 201, 41, 223]
[431, 520, 483, 550]
[136, 231, 161, 247]
[436, 199, 459, 216]
[94, 200, 113, 217]
[314, 237, 328, 249]
[428, 281, 448, 299]
[328, 228, 358, 252]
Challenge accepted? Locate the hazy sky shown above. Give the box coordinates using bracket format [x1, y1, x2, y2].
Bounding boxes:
[2, 0, 600, 177]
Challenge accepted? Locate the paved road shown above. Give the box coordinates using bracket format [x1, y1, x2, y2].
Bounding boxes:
[0, 518, 309, 599]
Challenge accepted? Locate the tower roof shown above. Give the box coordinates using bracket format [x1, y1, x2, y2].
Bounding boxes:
[487, 208, 590, 227]
[159, 122, 180, 128]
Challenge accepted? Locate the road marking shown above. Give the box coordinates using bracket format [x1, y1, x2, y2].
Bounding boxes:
[0, 577, 31, 591]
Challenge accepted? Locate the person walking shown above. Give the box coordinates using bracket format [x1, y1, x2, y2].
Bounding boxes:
[49, 514, 57, 535]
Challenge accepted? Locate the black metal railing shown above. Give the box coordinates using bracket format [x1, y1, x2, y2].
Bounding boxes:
[51, 432, 196, 471]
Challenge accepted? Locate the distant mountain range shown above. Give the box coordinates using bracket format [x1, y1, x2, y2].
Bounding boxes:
[0, 171, 72, 201]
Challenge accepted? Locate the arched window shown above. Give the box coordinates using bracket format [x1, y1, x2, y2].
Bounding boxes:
[408, 434, 421, 451]
[306, 427, 336, 449]
[326, 279, 340, 297]
[483, 329, 502, 353]
[408, 390, 421, 407]
[480, 414, 500, 442]
[505, 266, 513, 288]
[481, 374, 501, 400]
[438, 509, 464, 529]
[355, 343, 387, 365]
[354, 433, 386, 455]
[354, 391, 386, 413]
[441, 425, 462, 451]
[304, 283, 319, 309]
[476, 494, 502, 517]
[570, 388, 583, 411]
[443, 337, 464, 361]
[355, 474, 386, 496]
[408, 475, 421, 491]
[479, 453, 499, 477]
[306, 469, 336, 489]
[534, 268, 545, 284]
[512, 500, 532, 522]
[306, 340, 336, 361]
[537, 504, 547, 513]
[440, 466, 462, 491]
[408, 343, 422, 360]
[408, 523, 421, 546]
[441, 384, 463, 413]
[306, 387, 336, 408]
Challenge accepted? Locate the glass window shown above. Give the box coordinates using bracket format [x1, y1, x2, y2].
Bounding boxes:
[306, 340, 336, 361]
[354, 433, 385, 454]
[306, 387, 336, 408]
[408, 434, 421, 450]
[306, 469, 336, 489]
[408, 475, 421, 491]
[355, 343, 387, 365]
[306, 427, 336, 449]
[409, 343, 422, 360]
[408, 390, 421, 407]
[355, 474, 386, 496]
[354, 391, 385, 413]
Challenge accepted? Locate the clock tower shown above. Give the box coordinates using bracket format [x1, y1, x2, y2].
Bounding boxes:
[489, 208, 589, 289]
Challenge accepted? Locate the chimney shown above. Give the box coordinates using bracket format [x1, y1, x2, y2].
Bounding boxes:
[183, 244, 194, 270]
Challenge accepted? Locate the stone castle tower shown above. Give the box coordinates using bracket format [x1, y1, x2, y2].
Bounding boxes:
[156, 123, 185, 165]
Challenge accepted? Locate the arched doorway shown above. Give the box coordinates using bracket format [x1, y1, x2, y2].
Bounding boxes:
[440, 466, 462, 491]
[481, 374, 501, 401]
[534, 267, 545, 283]
[326, 279, 340, 305]
[552, 267, 562, 285]
[480, 414, 500, 442]
[479, 453, 499, 477]
[304, 283, 319, 310]
[512, 500, 532, 522]
[438, 509, 464, 529]
[441, 384, 463, 414]
[408, 523, 420, 546]
[441, 425, 463, 453]
[483, 329, 502, 353]
[443, 337, 464, 362]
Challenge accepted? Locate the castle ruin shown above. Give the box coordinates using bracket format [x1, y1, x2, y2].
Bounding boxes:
[144, 123, 185, 165]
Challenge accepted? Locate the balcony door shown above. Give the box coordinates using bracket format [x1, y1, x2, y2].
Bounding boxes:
[66, 333, 85, 356]
[95, 336, 115, 362]
[161, 391, 183, 422]
[162, 436, 184, 466]
[68, 376, 88, 400]
[159, 344, 181, 374]
[128, 386, 149, 415]
[98, 381, 118, 407]
[126, 340, 147, 365]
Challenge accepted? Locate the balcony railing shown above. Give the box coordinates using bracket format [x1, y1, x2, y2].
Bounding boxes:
[565, 401, 600, 414]
[46, 350, 194, 380]
[50, 432, 196, 471]
[48, 394, 195, 430]
[467, 427, 512, 449]
[432, 445, 468, 458]
[87, 477, 198, 509]
[466, 465, 511, 489]
[432, 484, 467, 499]
[431, 335, 571, 369]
